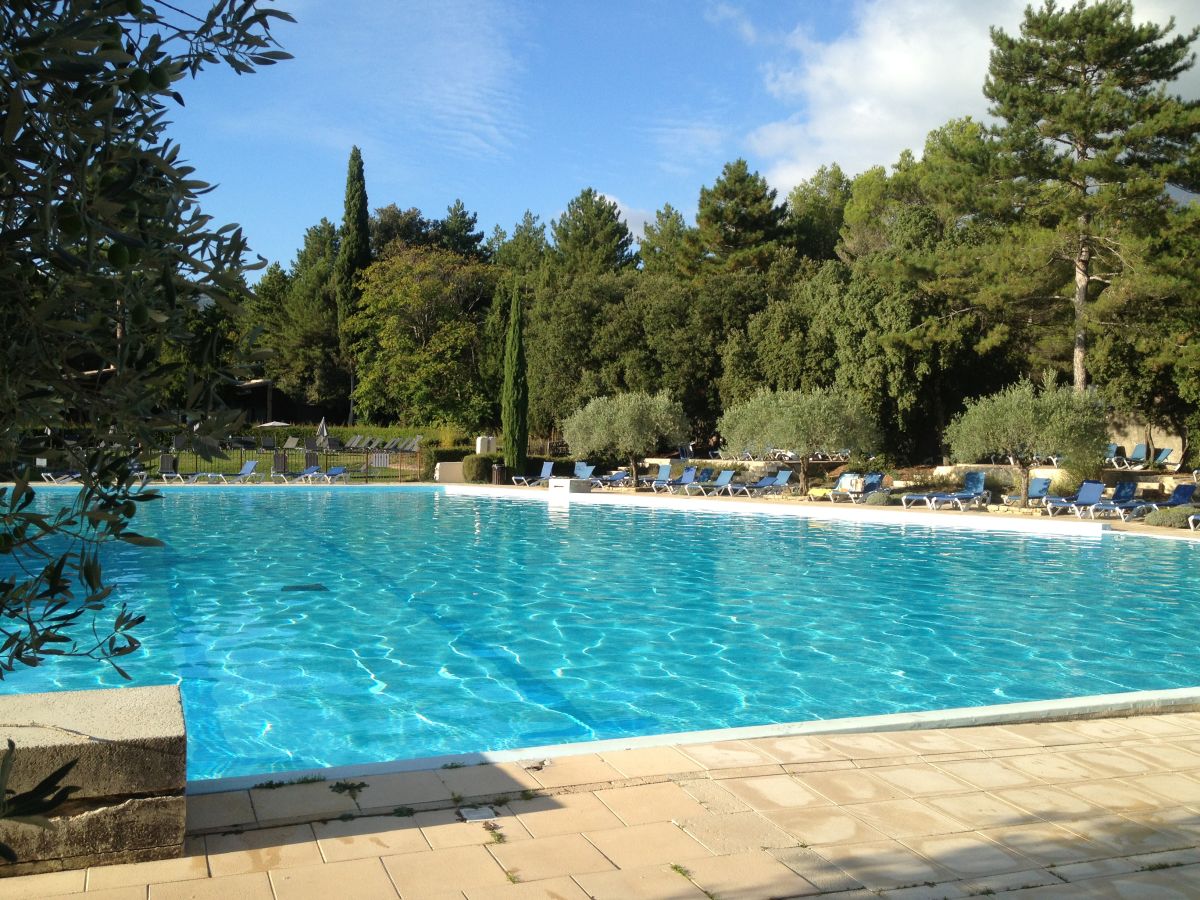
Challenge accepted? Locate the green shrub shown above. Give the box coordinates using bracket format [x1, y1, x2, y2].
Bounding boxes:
[462, 453, 505, 483]
[1049, 473, 1083, 497]
[421, 446, 473, 482]
[1143, 506, 1195, 529]
[862, 490, 894, 506]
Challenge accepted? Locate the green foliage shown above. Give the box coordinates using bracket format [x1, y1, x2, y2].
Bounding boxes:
[0, 0, 290, 680]
[421, 446, 474, 482]
[462, 453, 504, 483]
[501, 281, 528, 473]
[944, 379, 1108, 504]
[351, 245, 495, 428]
[786, 164, 851, 261]
[549, 188, 636, 278]
[718, 389, 879, 491]
[1143, 505, 1195, 528]
[640, 204, 700, 277]
[333, 146, 371, 360]
[560, 392, 688, 481]
[696, 159, 785, 272]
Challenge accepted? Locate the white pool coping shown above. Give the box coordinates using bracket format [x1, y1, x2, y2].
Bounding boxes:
[188, 685, 1200, 794]
[444, 483, 1109, 537]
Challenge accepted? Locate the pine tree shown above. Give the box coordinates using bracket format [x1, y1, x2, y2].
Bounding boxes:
[437, 199, 487, 259]
[695, 159, 785, 271]
[984, 0, 1200, 391]
[549, 188, 635, 278]
[501, 279, 528, 475]
[333, 146, 371, 420]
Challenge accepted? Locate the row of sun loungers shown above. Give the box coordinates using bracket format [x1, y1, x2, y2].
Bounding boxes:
[158, 457, 349, 485]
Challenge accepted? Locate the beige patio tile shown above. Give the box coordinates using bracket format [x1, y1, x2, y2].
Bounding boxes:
[583, 822, 712, 868]
[573, 864, 709, 900]
[149, 872, 273, 900]
[676, 740, 778, 770]
[679, 810, 799, 853]
[356, 771, 452, 809]
[899, 832, 1032, 878]
[813, 838, 956, 892]
[509, 791, 624, 837]
[597, 746, 701, 778]
[45, 888, 143, 900]
[1121, 742, 1200, 771]
[593, 781, 708, 825]
[843, 798, 968, 838]
[870, 764, 974, 797]
[1125, 772, 1200, 805]
[852, 754, 923, 769]
[978, 821, 1106, 866]
[435, 763, 540, 800]
[684, 849, 820, 898]
[248, 781, 356, 823]
[86, 840, 210, 891]
[1125, 805, 1200, 838]
[1059, 813, 1195, 855]
[781, 759, 857, 775]
[0, 868, 84, 899]
[820, 733, 911, 760]
[1096, 868, 1200, 898]
[877, 883, 971, 899]
[1000, 722, 1089, 747]
[312, 813, 431, 861]
[1004, 752, 1096, 783]
[1049, 854, 1141, 882]
[708, 764, 786, 779]
[795, 768, 906, 805]
[488, 833, 614, 882]
[462, 876, 590, 899]
[876, 729, 979, 756]
[769, 845, 866, 893]
[933, 758, 1043, 790]
[270, 857, 399, 900]
[1065, 778, 1173, 814]
[414, 806, 532, 849]
[765, 805, 889, 847]
[959, 867, 1061, 895]
[720, 774, 830, 810]
[1122, 715, 1198, 737]
[380, 845, 508, 895]
[1051, 718, 1145, 742]
[677, 778, 751, 814]
[186, 791, 257, 832]
[1054, 749, 1156, 778]
[924, 791, 1040, 829]
[205, 823, 321, 876]
[994, 785, 1113, 821]
[747, 735, 844, 764]
[524, 754, 622, 788]
[930, 725, 1040, 751]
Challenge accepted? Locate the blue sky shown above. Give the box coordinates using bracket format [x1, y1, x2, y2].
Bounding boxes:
[166, 0, 1200, 274]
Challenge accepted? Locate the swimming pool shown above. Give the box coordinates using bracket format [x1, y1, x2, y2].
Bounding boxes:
[4, 486, 1198, 780]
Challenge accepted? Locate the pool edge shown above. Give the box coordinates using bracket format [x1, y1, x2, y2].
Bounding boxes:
[187, 685, 1200, 794]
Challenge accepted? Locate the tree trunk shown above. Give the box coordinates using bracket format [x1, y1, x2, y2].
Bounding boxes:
[1015, 462, 1030, 508]
[797, 458, 808, 495]
[629, 456, 639, 489]
[1072, 230, 1090, 393]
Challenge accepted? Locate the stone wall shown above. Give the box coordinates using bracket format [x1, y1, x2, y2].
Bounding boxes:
[0, 685, 185, 876]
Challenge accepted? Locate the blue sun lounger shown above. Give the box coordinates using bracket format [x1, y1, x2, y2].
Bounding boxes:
[902, 472, 987, 510]
[591, 470, 629, 489]
[216, 460, 259, 483]
[653, 465, 696, 493]
[686, 470, 734, 495]
[639, 463, 672, 488]
[1088, 480, 1141, 520]
[1140, 482, 1196, 512]
[726, 473, 776, 496]
[1002, 477, 1052, 507]
[513, 461, 554, 487]
[1111, 443, 1147, 469]
[829, 471, 886, 503]
[1045, 479, 1105, 517]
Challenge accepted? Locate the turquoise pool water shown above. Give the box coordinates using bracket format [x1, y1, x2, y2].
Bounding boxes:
[4, 486, 1198, 780]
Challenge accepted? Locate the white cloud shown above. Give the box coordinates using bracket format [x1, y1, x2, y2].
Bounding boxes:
[645, 117, 730, 177]
[746, 0, 1200, 195]
[600, 193, 654, 240]
[704, 2, 759, 45]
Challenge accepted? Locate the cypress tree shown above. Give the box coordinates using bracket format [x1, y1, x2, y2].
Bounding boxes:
[333, 146, 371, 421]
[501, 279, 528, 476]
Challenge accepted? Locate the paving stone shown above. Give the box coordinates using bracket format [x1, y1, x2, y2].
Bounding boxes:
[149, 871, 274, 900]
[684, 849, 820, 898]
[379, 845, 508, 895]
[933, 726, 1040, 752]
[843, 798, 969, 838]
[573, 863, 709, 899]
[435, 763, 540, 801]
[593, 781, 708, 825]
[899, 832, 1034, 877]
[1054, 749, 1156, 778]
[355, 771, 452, 810]
[878, 882, 970, 899]
[1065, 779, 1170, 814]
[676, 740, 778, 770]
[488, 833, 614, 882]
[1125, 772, 1200, 805]
[677, 778, 751, 814]
[925, 791, 1040, 829]
[878, 730, 979, 756]
[583, 822, 711, 868]
[720, 774, 831, 811]
[821, 733, 912, 760]
[0, 868, 85, 899]
[813, 838, 957, 892]
[597, 746, 701, 778]
[1058, 814, 1194, 855]
[978, 822, 1107, 866]
[765, 805, 889, 846]
[413, 806, 532, 849]
[508, 792, 624, 837]
[248, 782, 356, 824]
[270, 857, 399, 900]
[871, 764, 975, 797]
[932, 758, 1043, 790]
[679, 811, 798, 854]
[462, 876, 590, 899]
[85, 839, 209, 891]
[205, 823, 320, 876]
[749, 735, 845, 764]
[1004, 753, 1096, 783]
[960, 867, 1062, 894]
[44, 888, 146, 900]
[524, 754, 622, 788]
[770, 845, 866, 892]
[312, 813, 431, 861]
[796, 768, 907, 805]
[994, 785, 1113, 821]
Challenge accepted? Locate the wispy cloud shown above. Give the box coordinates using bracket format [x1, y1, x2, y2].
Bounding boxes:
[703, 2, 759, 45]
[645, 116, 730, 178]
